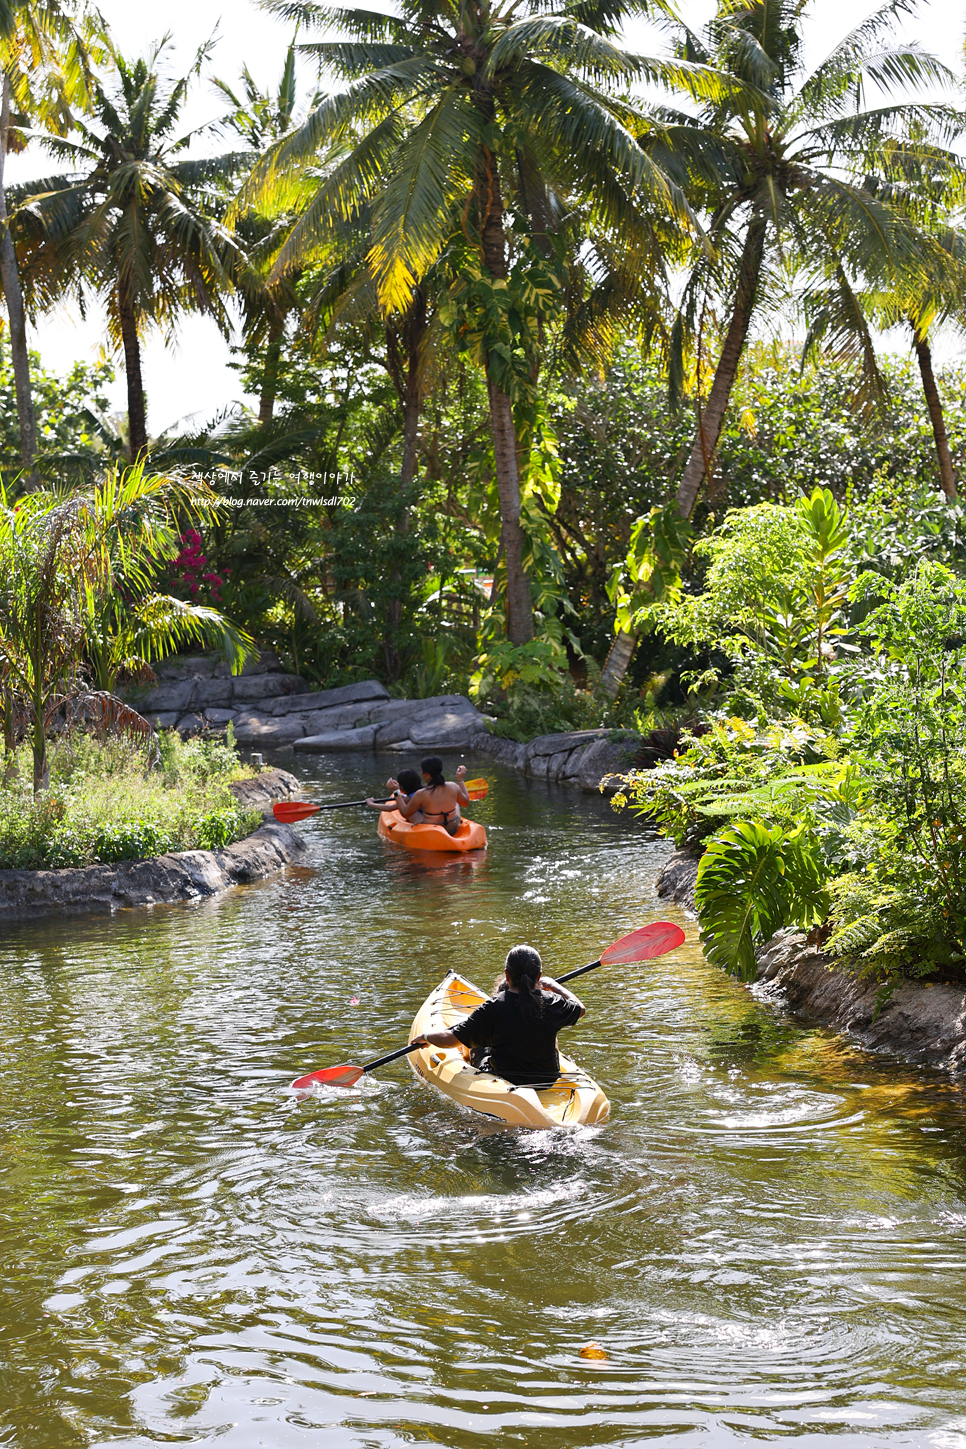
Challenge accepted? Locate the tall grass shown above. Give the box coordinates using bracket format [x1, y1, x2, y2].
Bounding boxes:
[0, 731, 260, 869]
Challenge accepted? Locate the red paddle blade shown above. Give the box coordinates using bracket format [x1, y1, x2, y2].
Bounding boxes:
[601, 921, 686, 966]
[291, 1064, 364, 1090]
[274, 801, 320, 824]
[466, 784, 488, 801]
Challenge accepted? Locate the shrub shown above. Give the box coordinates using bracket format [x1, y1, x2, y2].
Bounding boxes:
[194, 807, 242, 849]
[92, 820, 174, 863]
[694, 820, 830, 981]
[610, 715, 848, 847]
[0, 731, 257, 869]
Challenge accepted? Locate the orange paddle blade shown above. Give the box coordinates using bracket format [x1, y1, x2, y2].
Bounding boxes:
[600, 921, 686, 966]
[274, 801, 319, 824]
[291, 1064, 364, 1090]
[466, 779, 488, 800]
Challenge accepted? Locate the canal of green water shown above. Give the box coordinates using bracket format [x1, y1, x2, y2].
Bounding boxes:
[2, 750, 966, 1447]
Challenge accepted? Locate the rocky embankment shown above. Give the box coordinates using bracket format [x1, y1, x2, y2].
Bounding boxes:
[0, 769, 305, 922]
[127, 653, 488, 752]
[657, 848, 966, 1074]
[126, 654, 643, 790]
[471, 729, 642, 794]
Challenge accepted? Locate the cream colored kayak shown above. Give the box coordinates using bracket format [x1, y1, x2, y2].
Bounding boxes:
[409, 970, 610, 1127]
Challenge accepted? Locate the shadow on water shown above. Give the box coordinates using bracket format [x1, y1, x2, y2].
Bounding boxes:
[2, 751, 966, 1446]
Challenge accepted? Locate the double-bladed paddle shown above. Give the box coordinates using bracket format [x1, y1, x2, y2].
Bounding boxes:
[289, 919, 687, 1091]
[274, 778, 489, 825]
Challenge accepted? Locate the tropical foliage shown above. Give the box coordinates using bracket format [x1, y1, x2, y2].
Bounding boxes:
[16, 38, 245, 459]
[1, 0, 966, 956]
[614, 493, 966, 984]
[0, 464, 254, 792]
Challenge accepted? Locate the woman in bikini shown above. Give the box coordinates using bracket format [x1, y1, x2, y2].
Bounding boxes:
[394, 757, 470, 836]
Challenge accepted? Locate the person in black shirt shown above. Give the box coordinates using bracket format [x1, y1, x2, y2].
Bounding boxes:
[414, 945, 585, 1087]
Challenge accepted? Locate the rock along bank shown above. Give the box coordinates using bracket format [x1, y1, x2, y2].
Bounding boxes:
[128, 653, 644, 793]
[657, 848, 966, 1076]
[0, 769, 305, 922]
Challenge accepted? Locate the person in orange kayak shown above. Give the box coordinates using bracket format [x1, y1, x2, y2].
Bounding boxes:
[395, 756, 470, 837]
[414, 945, 586, 1086]
[366, 768, 424, 820]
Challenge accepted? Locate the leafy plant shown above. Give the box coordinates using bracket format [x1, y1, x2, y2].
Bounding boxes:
[610, 503, 692, 637]
[482, 680, 609, 743]
[694, 820, 829, 981]
[194, 807, 242, 849]
[610, 714, 846, 847]
[0, 730, 256, 868]
[470, 636, 569, 701]
[92, 819, 173, 862]
[650, 487, 856, 718]
[0, 463, 252, 793]
[823, 859, 962, 979]
[818, 561, 966, 976]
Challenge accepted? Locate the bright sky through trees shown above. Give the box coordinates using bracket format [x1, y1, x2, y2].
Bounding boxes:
[9, 0, 959, 436]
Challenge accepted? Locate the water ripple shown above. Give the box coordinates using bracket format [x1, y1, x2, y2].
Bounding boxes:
[2, 751, 966, 1448]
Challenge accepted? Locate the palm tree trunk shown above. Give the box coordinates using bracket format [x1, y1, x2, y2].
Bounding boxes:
[118, 280, 148, 460]
[478, 147, 533, 646]
[599, 629, 636, 699]
[912, 323, 957, 500]
[0, 73, 37, 477]
[676, 212, 766, 518]
[601, 213, 766, 697]
[400, 289, 425, 489]
[383, 293, 427, 682]
[258, 322, 284, 426]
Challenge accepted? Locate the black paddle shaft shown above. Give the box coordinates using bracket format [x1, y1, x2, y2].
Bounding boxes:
[363, 1041, 424, 1073]
[558, 958, 603, 984]
[367, 959, 604, 1075]
[317, 795, 393, 811]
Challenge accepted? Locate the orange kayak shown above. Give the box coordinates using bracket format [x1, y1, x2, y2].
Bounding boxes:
[377, 808, 487, 853]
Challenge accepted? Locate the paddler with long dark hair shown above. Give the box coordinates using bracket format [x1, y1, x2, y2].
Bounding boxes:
[414, 945, 585, 1087]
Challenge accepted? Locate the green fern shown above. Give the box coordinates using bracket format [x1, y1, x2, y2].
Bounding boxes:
[824, 869, 964, 978]
[695, 820, 830, 981]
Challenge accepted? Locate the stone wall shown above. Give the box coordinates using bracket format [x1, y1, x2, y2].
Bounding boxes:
[126, 654, 489, 752]
[657, 847, 966, 1075]
[126, 654, 643, 791]
[0, 768, 304, 921]
[470, 728, 642, 794]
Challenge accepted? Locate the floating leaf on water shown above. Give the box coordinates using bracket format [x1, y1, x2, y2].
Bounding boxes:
[579, 1341, 607, 1360]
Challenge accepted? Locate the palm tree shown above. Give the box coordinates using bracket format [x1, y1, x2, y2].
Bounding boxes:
[908, 304, 959, 500]
[244, 0, 726, 645]
[212, 42, 325, 426]
[670, 0, 960, 520]
[802, 232, 966, 502]
[15, 39, 248, 459]
[599, 0, 962, 696]
[801, 149, 966, 502]
[0, 0, 102, 473]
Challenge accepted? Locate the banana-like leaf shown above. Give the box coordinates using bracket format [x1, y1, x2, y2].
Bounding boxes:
[695, 819, 830, 981]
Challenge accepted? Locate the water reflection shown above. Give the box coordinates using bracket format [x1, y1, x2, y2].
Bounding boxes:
[1, 750, 966, 1447]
